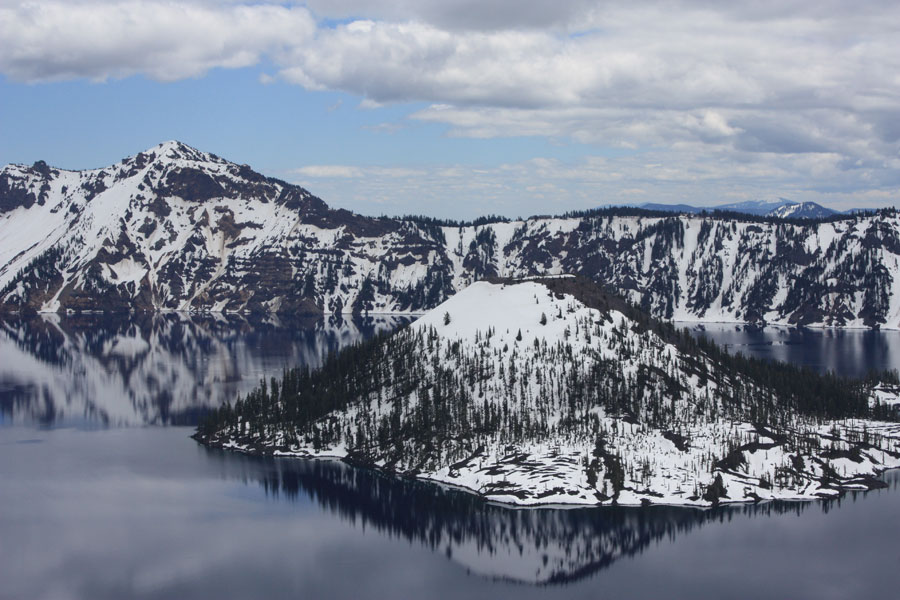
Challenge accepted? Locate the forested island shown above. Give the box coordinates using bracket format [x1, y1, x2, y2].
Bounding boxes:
[195, 277, 900, 506]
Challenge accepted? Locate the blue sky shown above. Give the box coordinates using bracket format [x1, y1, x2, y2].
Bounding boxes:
[3, 68, 586, 169]
[1, 1, 898, 219]
[0, 68, 613, 218]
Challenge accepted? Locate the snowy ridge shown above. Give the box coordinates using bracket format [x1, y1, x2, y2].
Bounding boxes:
[2, 142, 900, 328]
[196, 278, 900, 507]
[769, 201, 837, 219]
[639, 199, 839, 219]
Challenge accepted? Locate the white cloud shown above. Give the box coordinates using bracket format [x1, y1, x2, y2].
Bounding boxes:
[357, 98, 384, 109]
[0, 1, 315, 82]
[293, 165, 425, 179]
[286, 150, 899, 219]
[272, 3, 900, 200]
[302, 0, 598, 31]
[293, 165, 363, 178]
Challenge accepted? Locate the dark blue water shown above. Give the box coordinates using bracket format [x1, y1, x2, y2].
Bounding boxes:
[1, 315, 899, 599]
[683, 323, 900, 378]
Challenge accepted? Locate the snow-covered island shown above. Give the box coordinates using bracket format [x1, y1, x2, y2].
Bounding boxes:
[194, 277, 900, 507]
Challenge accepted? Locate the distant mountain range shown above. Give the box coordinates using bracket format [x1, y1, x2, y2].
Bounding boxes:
[2, 141, 899, 328]
[637, 199, 842, 219]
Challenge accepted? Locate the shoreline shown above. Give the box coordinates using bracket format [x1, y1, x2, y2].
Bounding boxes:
[193, 431, 900, 510]
[2, 309, 898, 331]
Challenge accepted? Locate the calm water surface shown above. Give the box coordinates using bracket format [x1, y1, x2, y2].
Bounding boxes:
[1, 315, 899, 599]
[685, 323, 900, 377]
[0, 312, 409, 427]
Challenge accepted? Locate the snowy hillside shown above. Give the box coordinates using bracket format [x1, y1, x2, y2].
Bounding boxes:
[769, 201, 837, 219]
[195, 277, 900, 507]
[2, 141, 900, 328]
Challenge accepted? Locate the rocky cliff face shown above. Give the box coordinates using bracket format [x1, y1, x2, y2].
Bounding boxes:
[2, 141, 899, 328]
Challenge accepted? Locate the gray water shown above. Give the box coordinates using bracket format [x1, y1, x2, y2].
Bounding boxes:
[1, 315, 899, 599]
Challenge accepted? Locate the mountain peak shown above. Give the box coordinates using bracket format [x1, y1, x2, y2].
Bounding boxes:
[0, 141, 207, 176]
[769, 201, 836, 219]
[414, 277, 584, 345]
[152, 139, 188, 154]
[139, 140, 213, 165]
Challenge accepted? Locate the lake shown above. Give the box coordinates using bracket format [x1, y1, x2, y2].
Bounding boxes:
[683, 322, 900, 378]
[2, 314, 899, 599]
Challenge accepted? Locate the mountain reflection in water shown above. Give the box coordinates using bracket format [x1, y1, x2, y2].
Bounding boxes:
[203, 447, 899, 586]
[0, 312, 410, 426]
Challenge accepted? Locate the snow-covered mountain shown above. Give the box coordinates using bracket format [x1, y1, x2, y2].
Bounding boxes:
[195, 277, 900, 507]
[638, 199, 840, 217]
[717, 199, 790, 215]
[2, 141, 900, 328]
[639, 200, 789, 215]
[769, 201, 838, 219]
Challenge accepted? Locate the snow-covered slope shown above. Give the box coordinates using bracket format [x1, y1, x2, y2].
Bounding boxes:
[769, 201, 837, 219]
[637, 199, 841, 217]
[2, 142, 899, 328]
[195, 277, 900, 507]
[0, 141, 411, 315]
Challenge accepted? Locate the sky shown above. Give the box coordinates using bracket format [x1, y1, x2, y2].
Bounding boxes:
[1, 1, 899, 219]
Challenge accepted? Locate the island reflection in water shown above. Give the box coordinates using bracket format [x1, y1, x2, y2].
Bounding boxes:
[205, 445, 900, 586]
[0, 312, 411, 426]
[4, 426, 898, 599]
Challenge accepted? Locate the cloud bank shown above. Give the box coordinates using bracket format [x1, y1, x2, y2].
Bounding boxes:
[0, 1, 317, 82]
